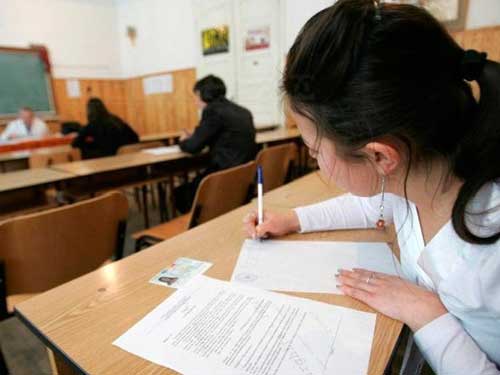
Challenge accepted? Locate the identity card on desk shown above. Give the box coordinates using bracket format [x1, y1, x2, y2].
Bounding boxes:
[149, 257, 212, 289]
[231, 239, 401, 294]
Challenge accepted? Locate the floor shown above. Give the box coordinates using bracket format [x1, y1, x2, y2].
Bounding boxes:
[0, 191, 162, 375]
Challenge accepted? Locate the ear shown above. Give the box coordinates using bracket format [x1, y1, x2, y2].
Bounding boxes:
[362, 142, 402, 176]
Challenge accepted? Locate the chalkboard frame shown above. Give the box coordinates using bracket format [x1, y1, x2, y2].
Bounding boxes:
[0, 46, 57, 119]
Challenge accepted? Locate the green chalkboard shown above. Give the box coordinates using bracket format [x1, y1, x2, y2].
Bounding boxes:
[0, 50, 55, 117]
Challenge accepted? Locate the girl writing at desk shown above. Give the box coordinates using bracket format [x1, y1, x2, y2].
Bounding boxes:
[244, 0, 500, 373]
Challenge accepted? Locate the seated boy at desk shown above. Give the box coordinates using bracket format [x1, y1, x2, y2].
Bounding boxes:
[0, 107, 49, 141]
[174, 75, 257, 213]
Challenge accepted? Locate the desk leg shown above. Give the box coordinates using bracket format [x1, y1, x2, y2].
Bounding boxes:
[141, 185, 150, 228]
[47, 349, 78, 375]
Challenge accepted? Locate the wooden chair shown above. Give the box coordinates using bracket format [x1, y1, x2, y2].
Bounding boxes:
[256, 142, 297, 193]
[28, 147, 81, 168]
[0, 191, 128, 320]
[133, 161, 257, 250]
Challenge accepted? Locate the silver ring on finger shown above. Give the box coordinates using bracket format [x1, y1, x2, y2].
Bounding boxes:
[365, 273, 375, 285]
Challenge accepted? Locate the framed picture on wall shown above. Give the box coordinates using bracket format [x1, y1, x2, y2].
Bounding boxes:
[201, 26, 229, 56]
[383, 0, 469, 31]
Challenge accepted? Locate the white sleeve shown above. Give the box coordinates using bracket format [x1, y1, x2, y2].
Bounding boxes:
[33, 119, 49, 137]
[414, 313, 500, 375]
[294, 193, 395, 233]
[0, 122, 15, 141]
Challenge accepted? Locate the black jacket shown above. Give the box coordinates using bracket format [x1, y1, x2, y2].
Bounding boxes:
[180, 98, 257, 171]
[72, 115, 139, 159]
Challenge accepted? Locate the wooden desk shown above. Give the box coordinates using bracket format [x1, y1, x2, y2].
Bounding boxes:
[138, 127, 301, 146]
[139, 131, 182, 144]
[0, 168, 74, 194]
[16, 173, 403, 375]
[0, 168, 75, 216]
[256, 127, 301, 145]
[0, 145, 73, 173]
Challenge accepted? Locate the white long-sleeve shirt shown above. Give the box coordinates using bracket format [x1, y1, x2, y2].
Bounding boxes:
[0, 117, 49, 141]
[295, 182, 500, 375]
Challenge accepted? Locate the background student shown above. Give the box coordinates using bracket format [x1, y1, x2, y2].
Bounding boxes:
[0, 107, 49, 141]
[244, 1, 500, 374]
[72, 97, 139, 159]
[174, 75, 257, 213]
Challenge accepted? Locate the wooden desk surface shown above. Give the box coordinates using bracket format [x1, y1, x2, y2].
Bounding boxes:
[139, 127, 300, 145]
[0, 145, 73, 164]
[16, 173, 402, 375]
[256, 127, 300, 144]
[0, 168, 75, 193]
[139, 131, 182, 143]
[52, 150, 193, 177]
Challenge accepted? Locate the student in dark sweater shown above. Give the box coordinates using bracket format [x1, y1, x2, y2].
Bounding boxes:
[174, 75, 257, 213]
[72, 98, 138, 159]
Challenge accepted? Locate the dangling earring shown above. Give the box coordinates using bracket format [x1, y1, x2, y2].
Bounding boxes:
[376, 176, 386, 230]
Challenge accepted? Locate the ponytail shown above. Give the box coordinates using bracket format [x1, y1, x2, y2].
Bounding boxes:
[453, 57, 500, 244]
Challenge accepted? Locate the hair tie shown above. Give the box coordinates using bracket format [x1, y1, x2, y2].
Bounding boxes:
[461, 50, 488, 82]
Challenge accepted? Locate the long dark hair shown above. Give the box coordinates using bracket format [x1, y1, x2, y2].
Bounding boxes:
[283, 0, 500, 244]
[87, 97, 111, 124]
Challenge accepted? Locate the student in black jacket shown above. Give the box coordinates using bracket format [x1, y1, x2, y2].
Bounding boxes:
[72, 98, 139, 159]
[175, 75, 257, 213]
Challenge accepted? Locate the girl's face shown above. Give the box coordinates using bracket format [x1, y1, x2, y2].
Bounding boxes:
[292, 110, 381, 197]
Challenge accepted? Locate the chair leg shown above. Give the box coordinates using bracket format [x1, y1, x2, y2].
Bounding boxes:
[0, 346, 9, 375]
[150, 185, 157, 209]
[134, 187, 142, 212]
[141, 185, 150, 228]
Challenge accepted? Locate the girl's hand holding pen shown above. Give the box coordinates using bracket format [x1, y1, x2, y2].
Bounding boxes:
[243, 209, 300, 239]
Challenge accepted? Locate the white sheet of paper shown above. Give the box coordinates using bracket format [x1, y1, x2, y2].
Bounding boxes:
[231, 240, 401, 294]
[114, 276, 375, 375]
[142, 146, 181, 155]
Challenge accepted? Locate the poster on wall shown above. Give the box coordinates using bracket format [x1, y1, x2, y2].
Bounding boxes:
[142, 74, 173, 95]
[245, 26, 270, 51]
[66, 79, 81, 98]
[201, 26, 229, 56]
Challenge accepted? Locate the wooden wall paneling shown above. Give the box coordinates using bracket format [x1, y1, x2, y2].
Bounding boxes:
[53, 78, 128, 128]
[124, 68, 198, 135]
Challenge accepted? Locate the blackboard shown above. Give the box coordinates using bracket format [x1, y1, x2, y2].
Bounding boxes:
[0, 49, 55, 117]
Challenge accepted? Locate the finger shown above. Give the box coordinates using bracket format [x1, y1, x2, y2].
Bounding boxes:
[339, 284, 374, 304]
[336, 273, 378, 293]
[339, 268, 382, 284]
[255, 220, 273, 237]
[242, 211, 257, 224]
[352, 268, 390, 279]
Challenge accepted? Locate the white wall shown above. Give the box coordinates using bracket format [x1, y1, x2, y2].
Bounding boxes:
[0, 0, 121, 78]
[116, 0, 197, 78]
[467, 0, 500, 29]
[0, 0, 498, 79]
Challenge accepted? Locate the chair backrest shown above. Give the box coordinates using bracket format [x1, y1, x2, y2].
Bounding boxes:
[29, 148, 81, 169]
[189, 161, 256, 228]
[0, 191, 128, 296]
[117, 141, 165, 155]
[255, 142, 297, 193]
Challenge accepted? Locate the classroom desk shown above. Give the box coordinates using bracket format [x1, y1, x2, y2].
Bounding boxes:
[0, 168, 76, 215]
[0, 134, 75, 153]
[0, 145, 74, 173]
[139, 131, 182, 144]
[256, 126, 301, 145]
[16, 172, 403, 375]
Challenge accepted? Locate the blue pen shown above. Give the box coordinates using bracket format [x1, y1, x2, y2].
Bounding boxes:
[257, 165, 264, 226]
